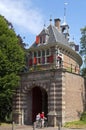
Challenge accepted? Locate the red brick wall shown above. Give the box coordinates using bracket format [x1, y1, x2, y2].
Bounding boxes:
[64, 72, 85, 122]
[63, 54, 79, 74]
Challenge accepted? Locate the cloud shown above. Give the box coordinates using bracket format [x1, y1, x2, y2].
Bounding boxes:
[0, 0, 44, 34]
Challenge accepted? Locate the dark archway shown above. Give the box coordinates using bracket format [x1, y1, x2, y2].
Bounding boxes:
[32, 86, 48, 122]
[32, 87, 42, 122]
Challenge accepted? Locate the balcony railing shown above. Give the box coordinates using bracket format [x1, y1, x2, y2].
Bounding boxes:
[28, 61, 80, 74]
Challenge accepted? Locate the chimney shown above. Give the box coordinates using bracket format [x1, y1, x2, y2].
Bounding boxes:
[54, 18, 61, 32]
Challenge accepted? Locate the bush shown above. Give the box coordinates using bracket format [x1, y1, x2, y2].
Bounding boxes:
[5, 112, 12, 123]
[80, 111, 86, 121]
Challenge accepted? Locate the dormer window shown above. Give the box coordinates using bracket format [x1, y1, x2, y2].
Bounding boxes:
[39, 36, 42, 43]
[36, 35, 46, 44]
[43, 35, 46, 43]
[40, 35, 46, 44]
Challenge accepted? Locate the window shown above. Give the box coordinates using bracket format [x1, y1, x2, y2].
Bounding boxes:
[46, 49, 50, 63]
[43, 35, 45, 43]
[42, 50, 45, 56]
[46, 49, 49, 55]
[38, 51, 41, 64]
[38, 51, 41, 57]
[39, 35, 46, 44]
[34, 52, 37, 57]
[42, 50, 45, 64]
[40, 36, 42, 43]
[29, 49, 54, 66]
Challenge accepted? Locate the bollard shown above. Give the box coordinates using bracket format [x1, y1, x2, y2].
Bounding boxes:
[58, 122, 61, 130]
[12, 121, 15, 130]
[33, 122, 36, 130]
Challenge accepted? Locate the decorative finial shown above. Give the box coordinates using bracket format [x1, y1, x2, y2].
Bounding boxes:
[43, 23, 46, 29]
[49, 15, 52, 24]
[43, 19, 46, 29]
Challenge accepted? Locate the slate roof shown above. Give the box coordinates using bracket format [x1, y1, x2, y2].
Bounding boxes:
[29, 23, 82, 66]
[47, 25, 68, 45]
[30, 24, 69, 48]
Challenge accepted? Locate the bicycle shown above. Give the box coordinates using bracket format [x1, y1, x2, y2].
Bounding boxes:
[36, 119, 48, 128]
[36, 119, 42, 128]
[44, 118, 48, 127]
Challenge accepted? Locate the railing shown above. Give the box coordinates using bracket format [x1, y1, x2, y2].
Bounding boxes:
[62, 61, 80, 74]
[28, 61, 80, 74]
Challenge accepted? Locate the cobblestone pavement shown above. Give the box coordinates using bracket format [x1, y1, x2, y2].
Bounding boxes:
[0, 125, 86, 130]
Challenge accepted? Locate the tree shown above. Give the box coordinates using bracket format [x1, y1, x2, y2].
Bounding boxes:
[79, 26, 86, 77]
[80, 26, 86, 67]
[0, 15, 25, 121]
[80, 68, 86, 78]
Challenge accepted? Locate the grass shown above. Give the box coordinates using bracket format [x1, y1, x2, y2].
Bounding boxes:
[64, 120, 86, 128]
[0, 122, 12, 126]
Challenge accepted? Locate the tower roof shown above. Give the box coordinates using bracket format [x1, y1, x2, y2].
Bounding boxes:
[29, 21, 82, 66]
[30, 24, 69, 48]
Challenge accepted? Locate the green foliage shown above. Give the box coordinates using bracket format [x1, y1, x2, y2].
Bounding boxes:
[80, 26, 86, 56]
[5, 112, 12, 123]
[79, 26, 86, 77]
[80, 68, 86, 78]
[64, 111, 86, 128]
[80, 111, 86, 121]
[80, 26, 86, 66]
[64, 120, 86, 128]
[0, 15, 25, 122]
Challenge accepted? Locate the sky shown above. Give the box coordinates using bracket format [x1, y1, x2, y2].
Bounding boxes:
[0, 0, 86, 48]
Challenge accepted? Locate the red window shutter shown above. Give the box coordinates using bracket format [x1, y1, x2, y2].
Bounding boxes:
[33, 57, 37, 64]
[49, 55, 53, 63]
[36, 36, 39, 44]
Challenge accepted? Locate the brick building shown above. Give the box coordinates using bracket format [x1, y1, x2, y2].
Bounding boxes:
[13, 18, 86, 126]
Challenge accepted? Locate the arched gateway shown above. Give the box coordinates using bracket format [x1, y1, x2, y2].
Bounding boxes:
[12, 18, 85, 126]
[13, 71, 50, 125]
[13, 69, 65, 126]
[32, 86, 48, 122]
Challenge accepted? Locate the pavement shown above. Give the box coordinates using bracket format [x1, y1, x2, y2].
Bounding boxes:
[0, 125, 86, 130]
